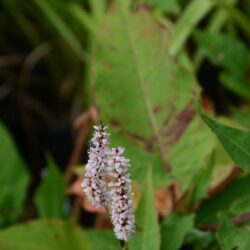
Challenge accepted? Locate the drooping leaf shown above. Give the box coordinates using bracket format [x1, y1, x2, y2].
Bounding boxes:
[199, 107, 250, 171]
[194, 31, 250, 99]
[95, 0, 214, 188]
[216, 214, 250, 250]
[194, 31, 249, 78]
[34, 155, 66, 218]
[0, 123, 30, 227]
[0, 219, 91, 250]
[161, 213, 194, 250]
[128, 167, 160, 250]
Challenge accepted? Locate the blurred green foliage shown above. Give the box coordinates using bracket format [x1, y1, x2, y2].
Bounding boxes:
[0, 0, 250, 249]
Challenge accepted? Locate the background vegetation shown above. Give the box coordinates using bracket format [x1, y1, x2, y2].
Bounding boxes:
[0, 0, 250, 249]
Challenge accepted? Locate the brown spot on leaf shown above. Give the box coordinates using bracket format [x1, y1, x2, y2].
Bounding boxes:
[153, 105, 162, 114]
[145, 141, 153, 152]
[117, 128, 156, 153]
[103, 62, 113, 69]
[132, 3, 151, 12]
[108, 45, 117, 52]
[109, 119, 120, 127]
[164, 101, 195, 144]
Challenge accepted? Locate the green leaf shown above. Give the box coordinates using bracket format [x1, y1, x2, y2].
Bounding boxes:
[228, 195, 250, 217]
[144, 0, 180, 13]
[34, 0, 84, 60]
[194, 30, 249, 76]
[230, 7, 250, 41]
[169, 116, 215, 191]
[199, 107, 250, 171]
[0, 219, 91, 250]
[231, 106, 250, 129]
[69, 3, 99, 36]
[85, 231, 120, 250]
[161, 213, 194, 250]
[220, 73, 250, 100]
[0, 123, 30, 227]
[194, 31, 250, 99]
[216, 214, 250, 250]
[129, 167, 160, 250]
[34, 155, 66, 218]
[88, 0, 106, 22]
[196, 175, 250, 226]
[191, 152, 215, 204]
[184, 229, 214, 250]
[95, 0, 214, 188]
[169, 0, 215, 56]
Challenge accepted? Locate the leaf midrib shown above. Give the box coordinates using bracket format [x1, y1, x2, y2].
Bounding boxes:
[118, 0, 170, 171]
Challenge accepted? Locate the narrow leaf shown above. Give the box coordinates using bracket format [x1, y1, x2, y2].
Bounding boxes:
[34, 0, 84, 59]
[129, 167, 160, 250]
[34, 155, 66, 218]
[169, 0, 215, 55]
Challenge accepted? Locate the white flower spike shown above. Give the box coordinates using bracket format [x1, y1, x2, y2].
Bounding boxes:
[108, 147, 135, 241]
[82, 124, 135, 241]
[81, 124, 110, 208]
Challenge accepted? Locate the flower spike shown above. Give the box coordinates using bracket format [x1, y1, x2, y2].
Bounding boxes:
[81, 124, 110, 208]
[108, 147, 135, 241]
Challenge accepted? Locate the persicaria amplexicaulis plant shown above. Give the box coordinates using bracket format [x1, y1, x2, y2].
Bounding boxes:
[81, 124, 135, 241]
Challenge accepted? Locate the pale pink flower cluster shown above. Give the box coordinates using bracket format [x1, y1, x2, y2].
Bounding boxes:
[81, 125, 110, 208]
[108, 147, 135, 241]
[81, 125, 135, 241]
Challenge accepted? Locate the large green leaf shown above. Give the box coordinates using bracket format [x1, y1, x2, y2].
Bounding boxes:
[161, 213, 194, 250]
[199, 108, 250, 171]
[0, 219, 91, 250]
[0, 123, 30, 227]
[94, 0, 214, 188]
[216, 214, 250, 250]
[128, 167, 160, 250]
[34, 155, 66, 218]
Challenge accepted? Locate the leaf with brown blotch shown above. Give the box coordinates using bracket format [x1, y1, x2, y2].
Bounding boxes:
[93, 0, 215, 190]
